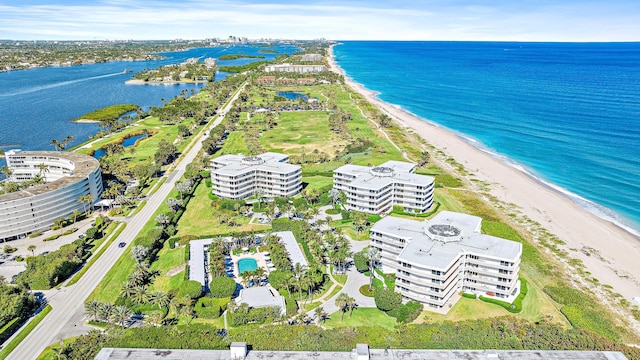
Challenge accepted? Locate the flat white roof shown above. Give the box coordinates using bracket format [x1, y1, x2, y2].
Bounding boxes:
[372, 211, 522, 270]
[236, 287, 285, 313]
[334, 160, 433, 190]
[189, 239, 213, 286]
[273, 231, 308, 268]
[211, 152, 299, 176]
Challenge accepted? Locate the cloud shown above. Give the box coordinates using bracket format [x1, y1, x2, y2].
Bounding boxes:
[0, 0, 638, 41]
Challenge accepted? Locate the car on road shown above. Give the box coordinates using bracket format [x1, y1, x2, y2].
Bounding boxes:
[118, 242, 126, 248]
[79, 234, 85, 239]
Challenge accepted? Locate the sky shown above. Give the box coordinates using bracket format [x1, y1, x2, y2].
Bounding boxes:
[0, 0, 639, 41]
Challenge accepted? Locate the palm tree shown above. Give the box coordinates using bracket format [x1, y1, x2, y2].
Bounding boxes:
[346, 296, 357, 317]
[130, 285, 149, 304]
[365, 247, 381, 291]
[120, 282, 137, 298]
[293, 262, 307, 301]
[0, 165, 12, 180]
[85, 300, 102, 322]
[147, 311, 164, 327]
[315, 306, 327, 324]
[111, 305, 132, 329]
[335, 293, 349, 321]
[53, 218, 66, 234]
[27, 245, 36, 257]
[98, 302, 114, 323]
[50, 139, 62, 151]
[253, 267, 266, 286]
[37, 163, 49, 182]
[147, 291, 170, 309]
[155, 213, 170, 228]
[78, 194, 94, 215]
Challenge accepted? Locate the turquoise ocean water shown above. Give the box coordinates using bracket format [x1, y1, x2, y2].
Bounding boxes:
[333, 41, 640, 235]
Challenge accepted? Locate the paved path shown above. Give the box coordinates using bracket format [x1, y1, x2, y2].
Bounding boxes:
[7, 82, 247, 360]
[310, 239, 372, 319]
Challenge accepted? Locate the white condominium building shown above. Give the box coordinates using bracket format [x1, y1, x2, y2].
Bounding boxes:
[0, 150, 103, 242]
[370, 211, 522, 311]
[264, 63, 327, 73]
[210, 152, 302, 199]
[333, 161, 434, 214]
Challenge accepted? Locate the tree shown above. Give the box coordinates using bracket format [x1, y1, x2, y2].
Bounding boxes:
[374, 287, 402, 312]
[335, 293, 349, 321]
[85, 300, 102, 322]
[155, 213, 170, 228]
[131, 245, 149, 264]
[0, 165, 12, 180]
[346, 295, 357, 317]
[78, 194, 94, 215]
[37, 163, 49, 182]
[353, 252, 368, 273]
[166, 197, 182, 214]
[209, 276, 237, 298]
[147, 291, 170, 309]
[71, 209, 81, 224]
[315, 305, 327, 324]
[178, 280, 203, 299]
[110, 305, 132, 329]
[27, 245, 36, 257]
[365, 247, 381, 291]
[53, 217, 66, 234]
[130, 286, 148, 304]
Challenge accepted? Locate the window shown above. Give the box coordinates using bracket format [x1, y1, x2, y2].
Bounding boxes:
[431, 270, 442, 276]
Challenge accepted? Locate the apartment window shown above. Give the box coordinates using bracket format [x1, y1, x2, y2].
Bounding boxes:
[497, 285, 507, 291]
[401, 262, 412, 269]
[401, 278, 410, 284]
[468, 255, 479, 260]
[431, 279, 441, 284]
[498, 277, 509, 283]
[500, 261, 513, 267]
[431, 270, 442, 276]
[499, 269, 509, 274]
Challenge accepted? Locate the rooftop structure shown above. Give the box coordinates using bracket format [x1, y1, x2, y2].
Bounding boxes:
[94, 344, 628, 360]
[370, 211, 522, 311]
[0, 150, 103, 242]
[210, 152, 302, 199]
[333, 160, 434, 214]
[264, 63, 327, 73]
[301, 54, 322, 62]
[236, 287, 286, 315]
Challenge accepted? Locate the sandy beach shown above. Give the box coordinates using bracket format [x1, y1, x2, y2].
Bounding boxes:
[327, 45, 640, 307]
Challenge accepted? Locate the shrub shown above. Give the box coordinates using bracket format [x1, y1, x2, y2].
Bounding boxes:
[325, 208, 340, 215]
[3, 245, 17, 254]
[359, 285, 374, 297]
[194, 297, 228, 319]
[373, 288, 401, 312]
[28, 231, 43, 238]
[462, 292, 477, 299]
[353, 252, 368, 273]
[178, 280, 204, 299]
[209, 276, 237, 298]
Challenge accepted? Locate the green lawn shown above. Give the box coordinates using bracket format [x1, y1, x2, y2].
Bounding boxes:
[302, 176, 334, 191]
[217, 132, 249, 155]
[148, 242, 186, 293]
[175, 181, 268, 237]
[419, 274, 567, 326]
[433, 189, 466, 213]
[323, 307, 397, 331]
[259, 111, 343, 156]
[0, 305, 52, 360]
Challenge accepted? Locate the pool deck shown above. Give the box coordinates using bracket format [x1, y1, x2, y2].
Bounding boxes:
[231, 251, 271, 279]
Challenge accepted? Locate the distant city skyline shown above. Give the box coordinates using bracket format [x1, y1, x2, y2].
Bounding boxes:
[1, 0, 639, 42]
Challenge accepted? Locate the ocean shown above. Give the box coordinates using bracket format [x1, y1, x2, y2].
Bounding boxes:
[0, 44, 296, 155]
[333, 41, 640, 234]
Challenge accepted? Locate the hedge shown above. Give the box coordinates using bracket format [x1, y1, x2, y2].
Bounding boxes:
[0, 305, 52, 359]
[462, 293, 477, 299]
[194, 297, 229, 319]
[389, 202, 441, 218]
[478, 278, 528, 313]
[0, 317, 21, 344]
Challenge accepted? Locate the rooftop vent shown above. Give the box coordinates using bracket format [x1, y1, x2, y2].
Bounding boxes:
[241, 156, 265, 166]
[370, 166, 394, 177]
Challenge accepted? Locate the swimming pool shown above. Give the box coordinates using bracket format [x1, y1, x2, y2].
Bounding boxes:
[238, 258, 258, 274]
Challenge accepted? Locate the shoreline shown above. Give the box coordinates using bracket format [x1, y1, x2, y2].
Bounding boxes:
[125, 79, 210, 85]
[327, 44, 640, 303]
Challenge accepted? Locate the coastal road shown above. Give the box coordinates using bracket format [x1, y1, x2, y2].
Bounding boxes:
[7, 82, 247, 360]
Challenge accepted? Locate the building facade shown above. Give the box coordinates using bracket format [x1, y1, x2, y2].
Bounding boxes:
[333, 161, 434, 214]
[210, 152, 302, 199]
[370, 211, 522, 311]
[264, 64, 327, 73]
[0, 150, 103, 241]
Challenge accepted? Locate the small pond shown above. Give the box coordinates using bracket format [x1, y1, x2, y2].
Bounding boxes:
[93, 133, 149, 159]
[276, 91, 308, 101]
